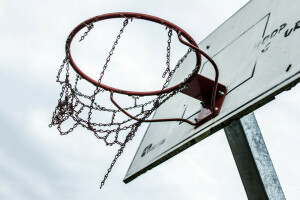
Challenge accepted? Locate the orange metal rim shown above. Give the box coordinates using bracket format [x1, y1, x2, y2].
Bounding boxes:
[66, 12, 202, 96]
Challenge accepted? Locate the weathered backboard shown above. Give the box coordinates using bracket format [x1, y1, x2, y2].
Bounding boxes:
[124, 0, 300, 183]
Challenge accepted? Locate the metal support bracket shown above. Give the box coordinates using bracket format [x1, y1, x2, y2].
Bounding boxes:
[181, 74, 227, 127]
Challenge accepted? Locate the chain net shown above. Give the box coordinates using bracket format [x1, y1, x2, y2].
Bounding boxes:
[49, 18, 193, 189]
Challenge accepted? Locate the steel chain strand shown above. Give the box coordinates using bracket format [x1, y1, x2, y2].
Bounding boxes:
[110, 111, 116, 125]
[74, 75, 105, 101]
[87, 18, 129, 127]
[113, 125, 121, 145]
[58, 122, 79, 136]
[52, 59, 79, 129]
[79, 22, 94, 42]
[64, 62, 70, 96]
[162, 29, 172, 78]
[162, 48, 192, 89]
[62, 62, 72, 119]
[99, 145, 125, 189]
[49, 85, 66, 127]
[74, 74, 81, 92]
[101, 125, 121, 146]
[50, 58, 70, 127]
[68, 87, 77, 118]
[50, 62, 73, 127]
[99, 105, 155, 189]
[56, 57, 68, 84]
[132, 96, 139, 107]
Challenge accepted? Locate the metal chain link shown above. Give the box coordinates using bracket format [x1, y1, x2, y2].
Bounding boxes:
[79, 22, 94, 42]
[162, 29, 172, 78]
[162, 48, 192, 89]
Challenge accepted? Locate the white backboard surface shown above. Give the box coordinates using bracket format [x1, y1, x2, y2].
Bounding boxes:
[124, 0, 300, 183]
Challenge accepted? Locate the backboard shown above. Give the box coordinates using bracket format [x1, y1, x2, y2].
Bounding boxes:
[124, 0, 300, 183]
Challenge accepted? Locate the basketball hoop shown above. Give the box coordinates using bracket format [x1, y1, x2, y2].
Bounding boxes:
[49, 12, 226, 188]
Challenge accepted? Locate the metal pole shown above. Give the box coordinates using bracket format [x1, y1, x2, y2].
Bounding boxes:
[224, 112, 285, 200]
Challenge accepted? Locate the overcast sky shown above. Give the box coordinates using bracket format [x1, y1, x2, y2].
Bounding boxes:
[1, 0, 300, 199]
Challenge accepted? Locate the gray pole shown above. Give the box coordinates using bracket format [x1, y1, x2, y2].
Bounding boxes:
[224, 112, 285, 200]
